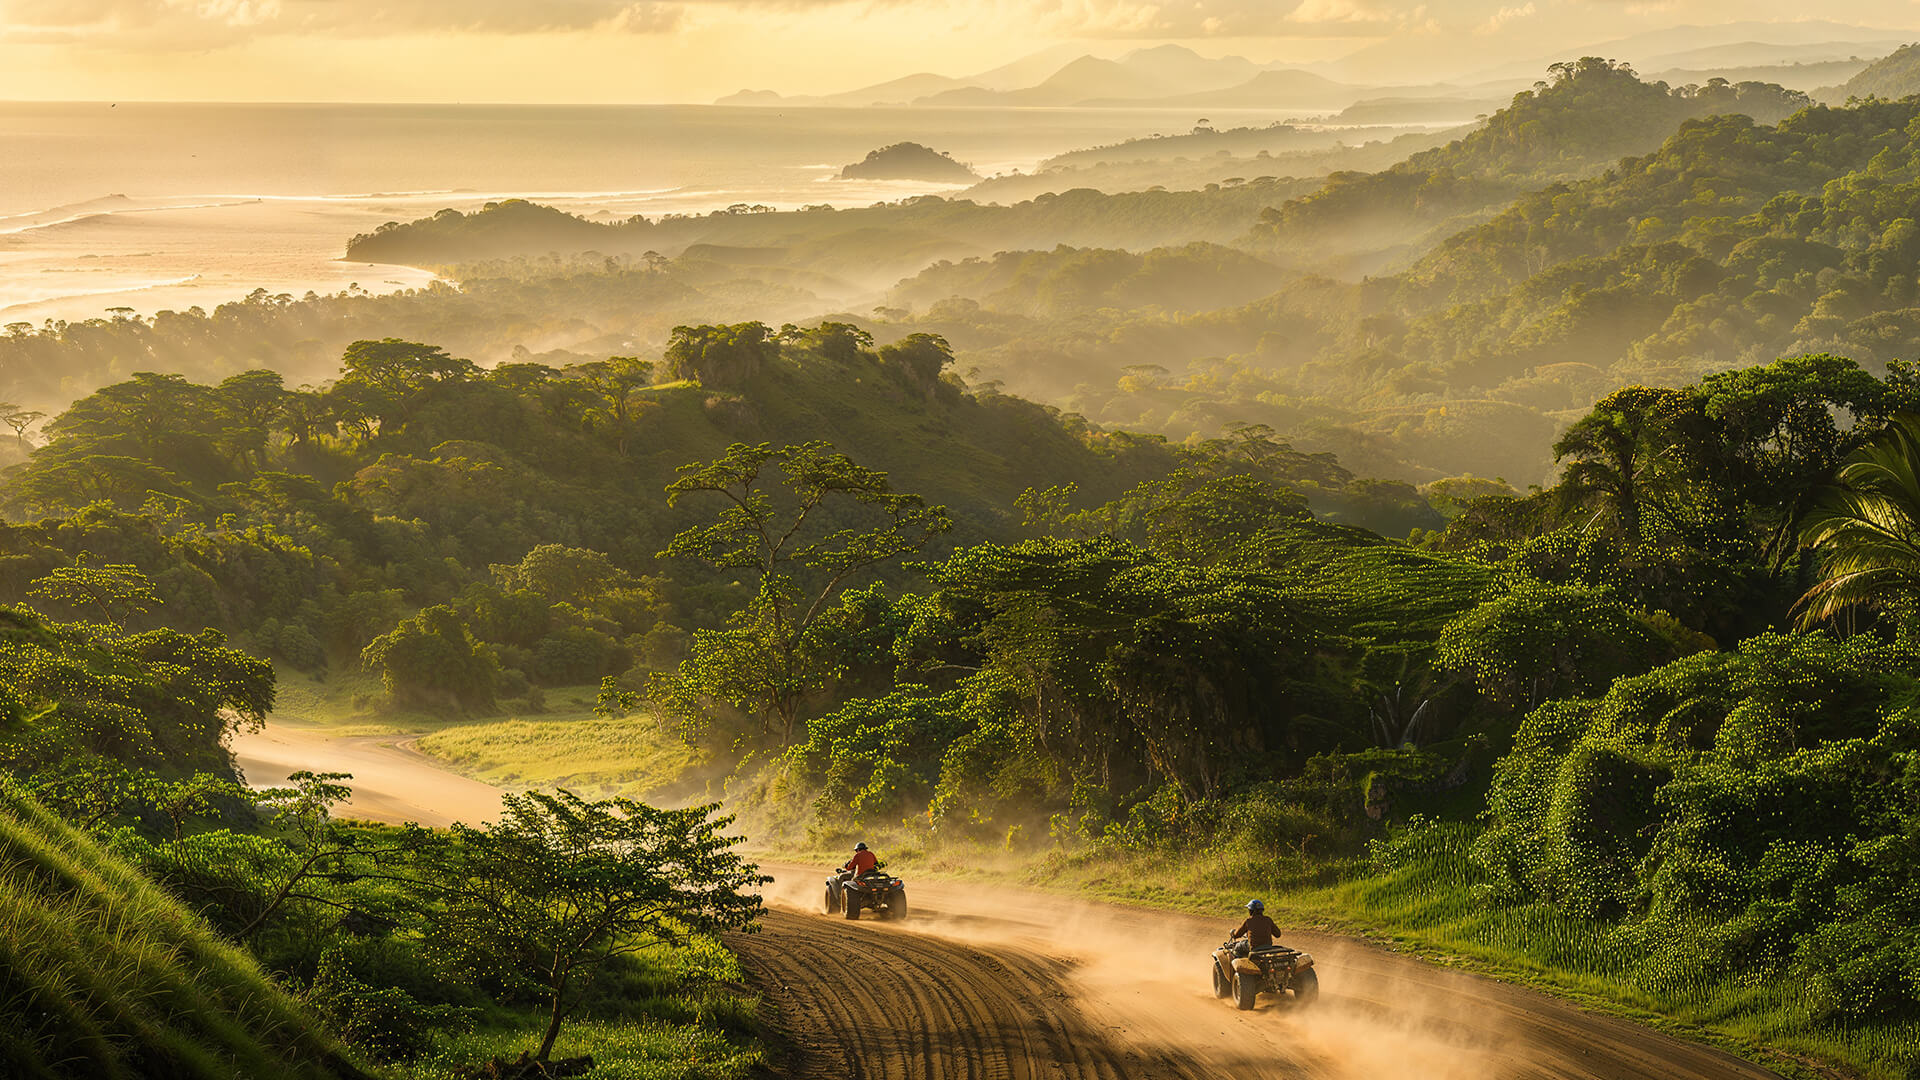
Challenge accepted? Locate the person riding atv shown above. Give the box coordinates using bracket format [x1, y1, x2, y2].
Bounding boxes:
[841, 842, 879, 881]
[824, 842, 907, 920]
[1211, 899, 1318, 1010]
[1229, 898, 1281, 956]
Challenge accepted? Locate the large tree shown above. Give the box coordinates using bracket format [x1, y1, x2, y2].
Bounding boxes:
[1551, 385, 1698, 544]
[653, 442, 951, 743]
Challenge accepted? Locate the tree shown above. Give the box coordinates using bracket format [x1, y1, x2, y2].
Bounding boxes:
[1435, 581, 1684, 708]
[333, 338, 478, 433]
[655, 442, 952, 742]
[278, 388, 336, 447]
[570, 356, 655, 455]
[877, 332, 951, 395]
[661, 323, 777, 388]
[427, 791, 766, 1063]
[1552, 386, 1697, 543]
[26, 560, 162, 626]
[214, 369, 290, 469]
[0, 402, 44, 449]
[1698, 353, 1900, 569]
[361, 605, 498, 713]
[1796, 413, 1920, 627]
[787, 322, 874, 364]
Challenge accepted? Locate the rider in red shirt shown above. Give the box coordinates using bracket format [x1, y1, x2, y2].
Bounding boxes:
[844, 841, 878, 877]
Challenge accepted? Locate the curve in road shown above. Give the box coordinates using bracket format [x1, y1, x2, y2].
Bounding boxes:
[737, 864, 1785, 1080]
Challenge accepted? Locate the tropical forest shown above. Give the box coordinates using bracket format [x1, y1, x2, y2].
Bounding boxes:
[5, 39, 1920, 1080]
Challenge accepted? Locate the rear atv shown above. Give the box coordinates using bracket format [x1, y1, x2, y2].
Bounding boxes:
[824, 867, 908, 921]
[1210, 941, 1318, 1011]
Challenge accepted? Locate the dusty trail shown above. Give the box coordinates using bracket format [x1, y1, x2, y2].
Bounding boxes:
[737, 863, 1786, 1080]
[229, 721, 504, 826]
[227, 723, 1786, 1079]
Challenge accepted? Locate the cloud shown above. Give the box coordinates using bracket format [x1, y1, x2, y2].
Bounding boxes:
[0, 0, 688, 46]
[1476, 0, 1534, 33]
[988, 0, 1451, 38]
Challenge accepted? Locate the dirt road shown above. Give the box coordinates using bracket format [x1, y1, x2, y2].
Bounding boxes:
[737, 863, 1785, 1080]
[227, 723, 1786, 1079]
[229, 722, 503, 827]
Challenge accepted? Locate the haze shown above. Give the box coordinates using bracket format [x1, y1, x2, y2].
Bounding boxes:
[8, 0, 1920, 1075]
[3, 0, 1918, 102]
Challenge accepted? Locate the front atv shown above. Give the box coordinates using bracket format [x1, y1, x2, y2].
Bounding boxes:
[824, 867, 908, 921]
[1210, 941, 1318, 1011]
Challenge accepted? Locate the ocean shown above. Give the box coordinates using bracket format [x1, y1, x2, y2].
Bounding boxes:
[1, 101, 1301, 325]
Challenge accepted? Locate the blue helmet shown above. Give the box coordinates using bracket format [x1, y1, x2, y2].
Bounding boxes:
[1245, 899, 1265, 913]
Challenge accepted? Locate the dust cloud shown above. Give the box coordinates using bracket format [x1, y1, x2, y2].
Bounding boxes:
[758, 861, 1517, 1079]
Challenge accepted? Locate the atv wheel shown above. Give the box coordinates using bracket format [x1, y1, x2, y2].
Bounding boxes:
[1211, 961, 1231, 999]
[889, 889, 907, 922]
[844, 893, 860, 919]
[1291, 968, 1319, 1007]
[1233, 972, 1258, 1011]
[824, 885, 840, 914]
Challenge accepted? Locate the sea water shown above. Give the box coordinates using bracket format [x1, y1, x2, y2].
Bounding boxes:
[1, 101, 1298, 324]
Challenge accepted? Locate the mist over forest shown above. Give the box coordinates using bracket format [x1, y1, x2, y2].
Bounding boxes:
[9, 24, 1920, 1080]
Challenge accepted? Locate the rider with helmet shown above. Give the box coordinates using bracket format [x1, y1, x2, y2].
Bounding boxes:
[842, 841, 879, 881]
[1230, 898, 1281, 956]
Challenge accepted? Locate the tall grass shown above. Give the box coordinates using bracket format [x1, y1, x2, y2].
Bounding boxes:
[0, 779, 358, 1079]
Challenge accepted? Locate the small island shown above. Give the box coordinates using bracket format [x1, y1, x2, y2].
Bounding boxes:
[836, 142, 980, 182]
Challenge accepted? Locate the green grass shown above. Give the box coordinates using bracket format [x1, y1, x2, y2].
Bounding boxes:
[0, 779, 360, 1080]
[265, 671, 715, 804]
[414, 709, 707, 802]
[395, 935, 762, 1080]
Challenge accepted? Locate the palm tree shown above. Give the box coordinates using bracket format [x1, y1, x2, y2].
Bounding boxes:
[1796, 414, 1920, 627]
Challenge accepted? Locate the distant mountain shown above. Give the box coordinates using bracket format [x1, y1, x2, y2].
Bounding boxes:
[1819, 42, 1920, 102]
[1647, 59, 1872, 93]
[914, 46, 1291, 108]
[1638, 39, 1897, 71]
[715, 89, 784, 105]
[963, 45, 1088, 92]
[817, 73, 977, 106]
[1143, 69, 1363, 110]
[1116, 44, 1263, 93]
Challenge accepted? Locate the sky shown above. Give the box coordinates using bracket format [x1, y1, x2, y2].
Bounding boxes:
[1, 0, 1917, 103]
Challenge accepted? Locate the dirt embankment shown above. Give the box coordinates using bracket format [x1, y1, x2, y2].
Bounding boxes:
[739, 862, 1784, 1080]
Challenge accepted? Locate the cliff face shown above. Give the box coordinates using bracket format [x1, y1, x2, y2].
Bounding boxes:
[837, 143, 980, 182]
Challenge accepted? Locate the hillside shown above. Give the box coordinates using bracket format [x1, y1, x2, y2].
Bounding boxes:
[340, 181, 1318, 286]
[1819, 41, 1920, 101]
[1248, 58, 1814, 274]
[0, 779, 358, 1079]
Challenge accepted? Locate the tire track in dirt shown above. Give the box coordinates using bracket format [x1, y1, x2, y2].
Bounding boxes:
[738, 907, 1215, 1080]
[735, 866, 1791, 1080]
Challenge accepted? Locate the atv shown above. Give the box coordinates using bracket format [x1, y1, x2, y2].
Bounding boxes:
[824, 867, 908, 921]
[1210, 940, 1318, 1011]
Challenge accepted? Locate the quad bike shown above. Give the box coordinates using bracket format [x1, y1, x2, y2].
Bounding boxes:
[1210, 940, 1318, 1011]
[823, 867, 908, 921]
